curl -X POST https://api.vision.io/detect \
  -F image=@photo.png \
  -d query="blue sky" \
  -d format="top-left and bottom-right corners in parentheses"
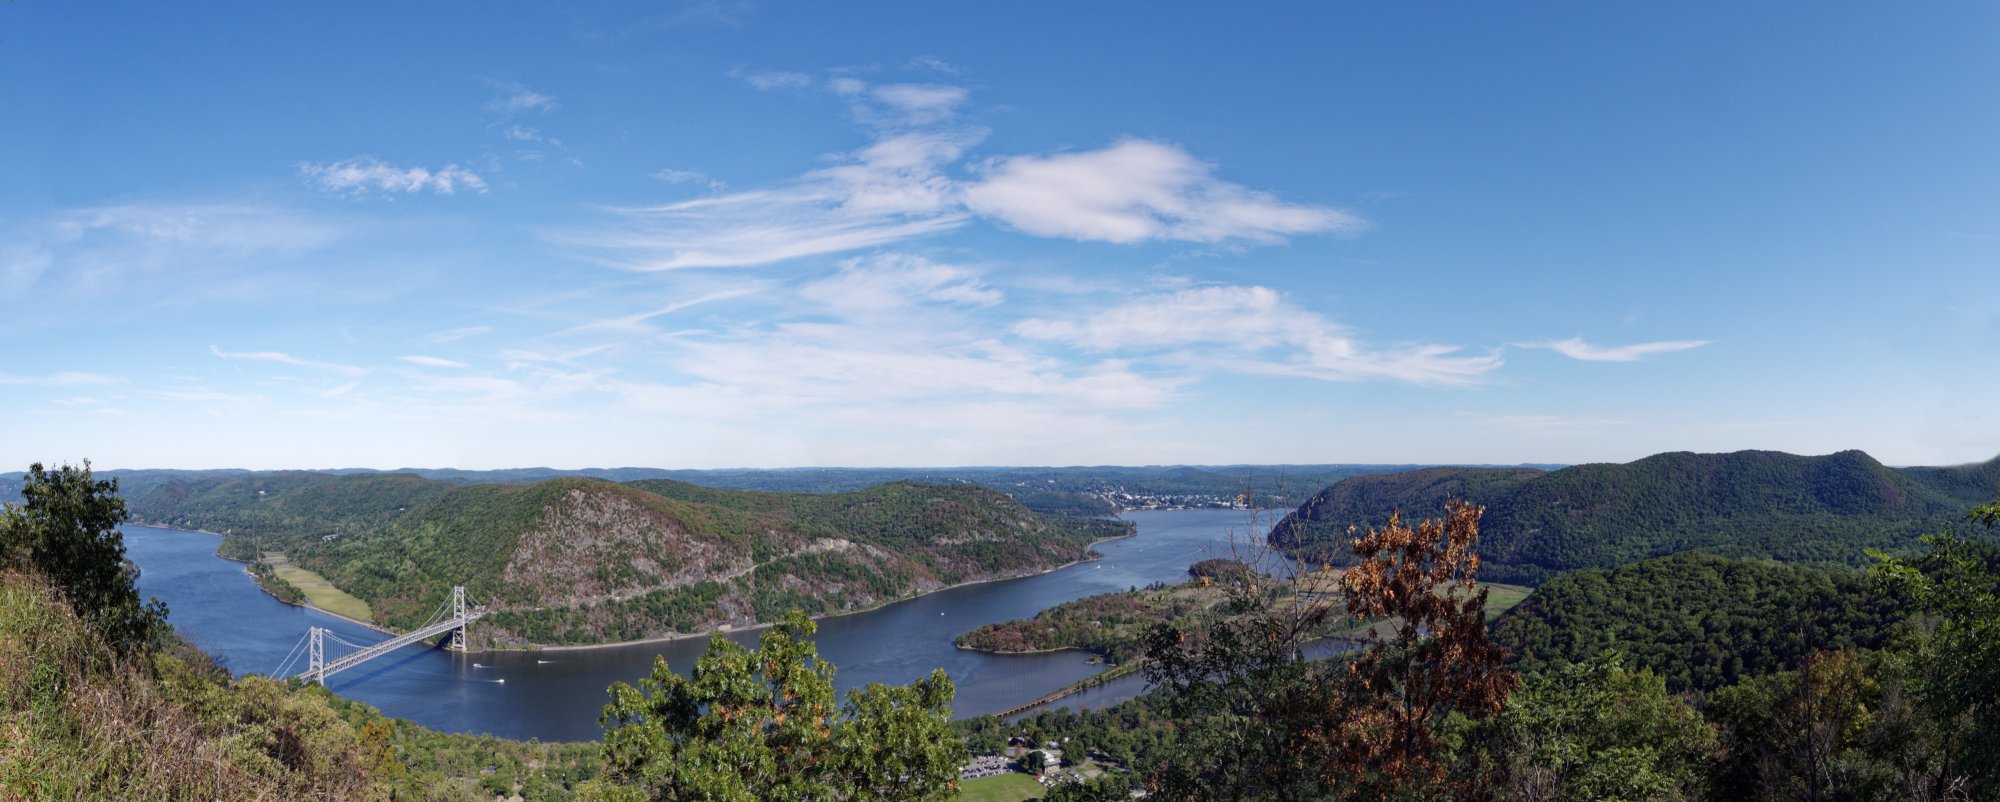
top-left (4, 2), bottom-right (1997, 470)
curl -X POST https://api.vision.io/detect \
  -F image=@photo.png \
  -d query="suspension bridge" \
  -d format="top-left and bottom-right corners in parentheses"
top-left (272, 586), bottom-right (484, 685)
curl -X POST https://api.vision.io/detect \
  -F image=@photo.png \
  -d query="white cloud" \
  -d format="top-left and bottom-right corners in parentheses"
top-left (427, 325), bottom-right (493, 343)
top-left (399, 355), bottom-right (469, 368)
top-left (149, 387), bottom-right (266, 404)
top-left (300, 157), bottom-right (488, 196)
top-left (799, 253), bottom-right (1000, 314)
top-left (0, 371), bottom-right (123, 386)
top-left (573, 128), bottom-right (978, 270)
top-left (563, 286), bottom-right (765, 334)
top-left (735, 69), bottom-right (813, 91)
top-left (660, 328), bottom-right (1181, 412)
top-left (652, 168), bottom-right (727, 192)
top-left (963, 138), bottom-right (1363, 244)
top-left (486, 83), bottom-right (558, 114)
top-left (210, 346), bottom-right (368, 376)
top-left (904, 56), bottom-right (961, 75)
top-left (0, 203), bottom-right (344, 301)
top-left (502, 124), bottom-right (559, 146)
top-left (564, 84), bottom-right (1357, 269)
top-left (1522, 337), bottom-right (1711, 362)
top-left (1017, 285), bottom-right (1500, 385)
top-left (869, 83), bottom-right (968, 126)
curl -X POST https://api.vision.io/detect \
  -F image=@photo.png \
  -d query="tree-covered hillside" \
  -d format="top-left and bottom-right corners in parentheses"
top-left (147, 474), bottom-right (1126, 646)
top-left (1270, 450), bottom-right (1999, 584)
top-left (1489, 553), bottom-right (1909, 692)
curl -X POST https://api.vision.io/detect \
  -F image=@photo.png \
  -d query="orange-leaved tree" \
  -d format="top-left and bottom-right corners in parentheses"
top-left (1326, 498), bottom-right (1517, 799)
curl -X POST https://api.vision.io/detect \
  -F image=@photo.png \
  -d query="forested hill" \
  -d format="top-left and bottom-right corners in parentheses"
top-left (113, 472), bottom-right (1125, 646)
top-left (1489, 553), bottom-right (1908, 692)
top-left (1269, 449), bottom-right (2000, 585)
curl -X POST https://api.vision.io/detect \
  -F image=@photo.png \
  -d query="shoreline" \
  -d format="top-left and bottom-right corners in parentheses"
top-left (141, 516), bottom-right (1160, 652)
top-left (528, 527), bottom-right (1142, 653)
top-left (132, 522), bottom-right (398, 637)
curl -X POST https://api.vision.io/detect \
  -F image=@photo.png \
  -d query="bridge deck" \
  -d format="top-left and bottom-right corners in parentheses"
top-left (314, 611), bottom-right (483, 681)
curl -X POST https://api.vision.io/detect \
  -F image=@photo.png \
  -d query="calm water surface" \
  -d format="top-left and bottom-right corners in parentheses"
top-left (125, 508), bottom-right (1270, 741)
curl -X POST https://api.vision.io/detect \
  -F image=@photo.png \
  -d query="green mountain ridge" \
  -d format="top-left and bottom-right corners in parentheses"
top-left (115, 472), bottom-right (1124, 646)
top-left (1270, 449), bottom-right (2000, 585)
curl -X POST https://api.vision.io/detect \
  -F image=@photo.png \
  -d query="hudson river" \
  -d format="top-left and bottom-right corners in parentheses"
top-left (127, 508), bottom-right (1266, 741)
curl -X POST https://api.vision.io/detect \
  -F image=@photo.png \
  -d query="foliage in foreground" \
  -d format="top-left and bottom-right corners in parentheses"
top-left (1142, 499), bottom-right (1518, 801)
top-left (594, 611), bottom-right (968, 801)
top-left (0, 461), bottom-right (166, 653)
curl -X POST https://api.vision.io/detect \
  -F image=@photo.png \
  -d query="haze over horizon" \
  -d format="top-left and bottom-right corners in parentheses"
top-left (6, 3), bottom-right (1998, 471)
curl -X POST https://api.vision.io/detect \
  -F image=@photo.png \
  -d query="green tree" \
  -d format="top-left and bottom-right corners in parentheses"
top-left (1705, 649), bottom-right (1958, 802)
top-left (1491, 653), bottom-right (1715, 802)
top-left (1873, 496), bottom-right (2000, 796)
top-left (1046, 774), bottom-right (1133, 802)
top-left (0, 461), bottom-right (165, 652)
top-left (597, 611), bottom-right (965, 801)
top-left (1022, 749), bottom-right (1047, 774)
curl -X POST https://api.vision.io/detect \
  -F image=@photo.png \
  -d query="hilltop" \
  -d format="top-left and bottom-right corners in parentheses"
top-left (1269, 449), bottom-right (2000, 584)
top-left (112, 472), bottom-right (1125, 646)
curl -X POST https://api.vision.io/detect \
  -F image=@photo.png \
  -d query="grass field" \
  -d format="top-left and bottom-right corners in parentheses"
top-left (1481, 583), bottom-right (1533, 618)
top-left (956, 772), bottom-right (1045, 802)
top-left (262, 553), bottom-right (373, 622)
top-left (1334, 580), bottom-right (1534, 641)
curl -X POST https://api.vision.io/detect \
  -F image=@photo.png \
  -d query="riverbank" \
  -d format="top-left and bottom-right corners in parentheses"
top-left (134, 523), bottom-right (398, 636)
top-left (530, 528), bottom-right (1142, 653)
top-left (142, 518), bottom-right (1148, 655)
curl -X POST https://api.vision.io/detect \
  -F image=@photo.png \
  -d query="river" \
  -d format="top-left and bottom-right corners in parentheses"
top-left (124, 507), bottom-right (1273, 742)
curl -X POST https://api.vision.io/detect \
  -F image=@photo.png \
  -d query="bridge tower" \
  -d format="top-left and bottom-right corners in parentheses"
top-left (449, 586), bottom-right (467, 652)
top-left (307, 626), bottom-right (325, 685)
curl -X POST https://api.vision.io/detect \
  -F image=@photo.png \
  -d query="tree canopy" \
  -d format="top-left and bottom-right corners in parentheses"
top-left (596, 611), bottom-right (966, 801)
top-left (0, 461), bottom-right (164, 653)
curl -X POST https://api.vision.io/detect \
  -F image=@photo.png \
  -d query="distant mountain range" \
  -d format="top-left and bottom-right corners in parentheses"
top-left (1268, 449), bottom-right (2000, 585)
top-left (1, 463), bottom-right (1560, 516)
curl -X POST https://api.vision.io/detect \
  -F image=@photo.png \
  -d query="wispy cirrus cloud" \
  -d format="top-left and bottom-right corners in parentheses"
top-left (210, 345), bottom-right (368, 376)
top-left (0, 371), bottom-right (124, 386)
top-left (1017, 285), bottom-right (1500, 385)
top-left (427, 326), bottom-right (493, 343)
top-left (561, 79), bottom-right (1356, 271)
top-left (485, 81), bottom-right (558, 114)
top-left (799, 253), bottom-right (999, 314)
top-left (1521, 336), bottom-right (1711, 362)
top-left (0, 202), bottom-right (343, 302)
top-left (300, 157), bottom-right (487, 196)
top-left (652, 168), bottom-right (727, 192)
top-left (573, 129), bottom-right (978, 270)
top-left (733, 68), bottom-right (813, 91)
top-left (398, 355), bottom-right (469, 369)
top-left (562, 285), bottom-right (767, 335)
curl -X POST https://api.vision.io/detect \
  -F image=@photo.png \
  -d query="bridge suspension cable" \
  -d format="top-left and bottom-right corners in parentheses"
top-left (294, 585), bottom-right (482, 686)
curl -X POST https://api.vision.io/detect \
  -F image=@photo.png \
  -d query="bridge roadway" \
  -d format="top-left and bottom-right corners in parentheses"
top-left (310, 610), bottom-right (483, 683)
